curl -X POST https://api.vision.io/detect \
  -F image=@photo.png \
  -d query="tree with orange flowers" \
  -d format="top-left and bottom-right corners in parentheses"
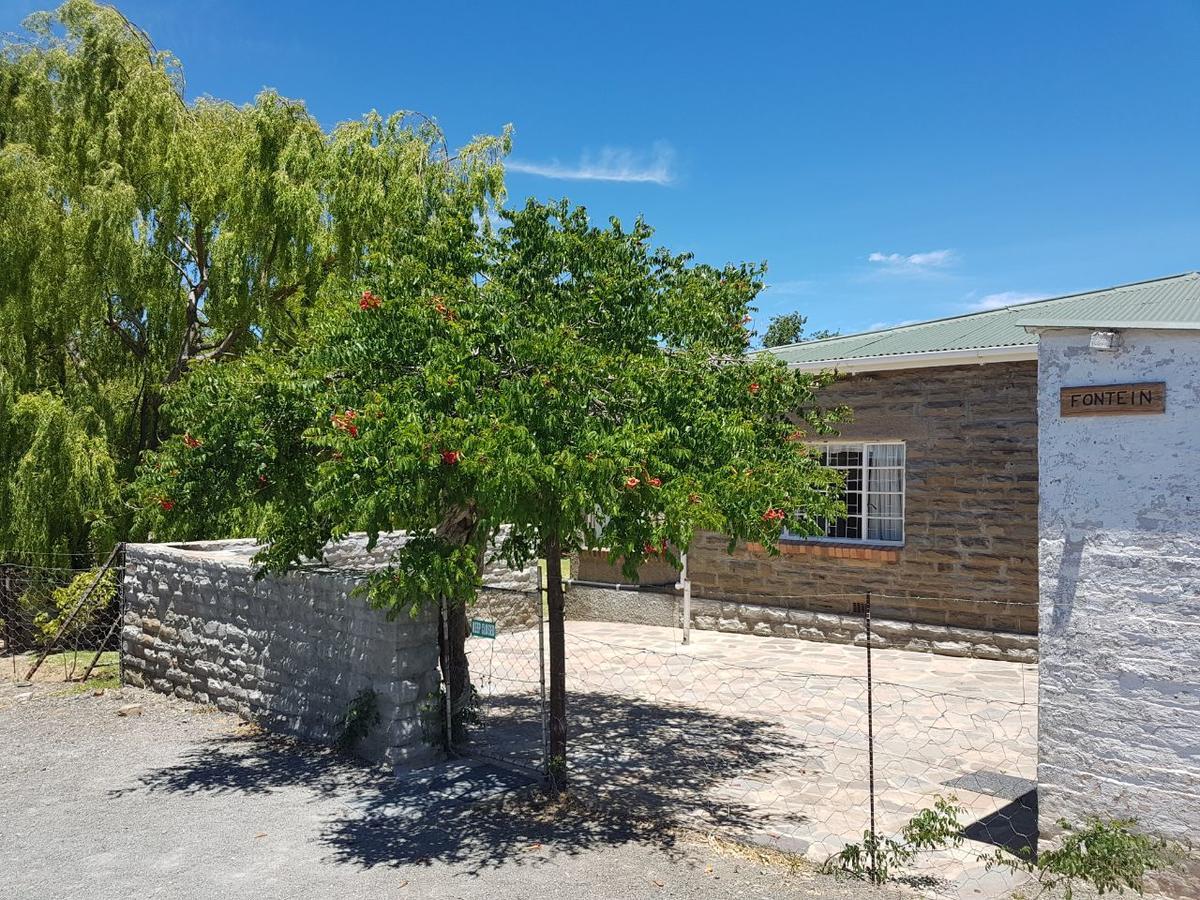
top-left (138, 199), bottom-right (844, 788)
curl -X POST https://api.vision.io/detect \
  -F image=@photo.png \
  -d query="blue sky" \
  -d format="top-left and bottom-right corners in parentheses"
top-left (7, 0), bottom-right (1200, 337)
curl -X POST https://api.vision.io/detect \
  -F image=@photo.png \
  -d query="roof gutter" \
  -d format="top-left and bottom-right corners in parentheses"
top-left (783, 344), bottom-right (1037, 374)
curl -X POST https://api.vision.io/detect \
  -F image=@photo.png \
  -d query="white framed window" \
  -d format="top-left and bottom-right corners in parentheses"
top-left (793, 442), bottom-right (905, 546)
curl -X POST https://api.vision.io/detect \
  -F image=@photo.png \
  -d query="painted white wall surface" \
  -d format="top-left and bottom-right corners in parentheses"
top-left (1038, 328), bottom-right (1200, 841)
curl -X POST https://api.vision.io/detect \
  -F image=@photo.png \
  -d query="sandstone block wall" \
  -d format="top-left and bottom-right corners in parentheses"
top-left (122, 534), bottom-right (539, 768)
top-left (565, 583), bottom-right (1036, 663)
top-left (687, 361), bottom-right (1040, 634)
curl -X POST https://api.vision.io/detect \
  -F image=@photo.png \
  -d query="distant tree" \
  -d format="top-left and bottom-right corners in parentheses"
top-left (761, 312), bottom-right (839, 348)
top-left (137, 200), bottom-right (846, 787)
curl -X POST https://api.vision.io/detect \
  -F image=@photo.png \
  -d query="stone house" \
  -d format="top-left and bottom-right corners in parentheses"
top-left (573, 273), bottom-right (1200, 664)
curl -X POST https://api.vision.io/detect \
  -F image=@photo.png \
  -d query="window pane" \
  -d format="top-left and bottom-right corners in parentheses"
top-left (822, 446), bottom-right (862, 539)
top-left (866, 443), bottom-right (904, 542)
top-left (795, 442), bottom-right (903, 545)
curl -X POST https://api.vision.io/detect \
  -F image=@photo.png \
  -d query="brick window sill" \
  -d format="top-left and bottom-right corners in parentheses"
top-left (748, 541), bottom-right (902, 563)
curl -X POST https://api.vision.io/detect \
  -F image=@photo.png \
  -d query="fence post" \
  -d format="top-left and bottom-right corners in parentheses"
top-left (117, 543), bottom-right (126, 685)
top-left (538, 584), bottom-right (549, 778)
top-left (2, 565), bottom-right (13, 679)
top-left (865, 590), bottom-right (878, 882)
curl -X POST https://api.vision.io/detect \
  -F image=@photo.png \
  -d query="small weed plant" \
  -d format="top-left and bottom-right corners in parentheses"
top-left (986, 817), bottom-right (1166, 900)
top-left (828, 795), bottom-right (965, 884)
top-left (336, 688), bottom-right (381, 752)
top-left (829, 797), bottom-right (1166, 897)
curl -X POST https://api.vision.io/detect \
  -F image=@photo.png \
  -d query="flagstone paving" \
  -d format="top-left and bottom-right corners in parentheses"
top-left (467, 619), bottom-right (1039, 896)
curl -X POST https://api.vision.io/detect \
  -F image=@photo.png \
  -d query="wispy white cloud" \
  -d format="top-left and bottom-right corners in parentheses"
top-left (965, 290), bottom-right (1048, 312)
top-left (507, 142), bottom-right (675, 185)
top-left (867, 249), bottom-right (957, 271)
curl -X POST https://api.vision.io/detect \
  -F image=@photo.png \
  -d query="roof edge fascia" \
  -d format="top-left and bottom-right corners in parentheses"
top-left (784, 344), bottom-right (1038, 374)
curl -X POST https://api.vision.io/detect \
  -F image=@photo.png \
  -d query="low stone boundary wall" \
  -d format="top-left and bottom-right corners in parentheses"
top-left (568, 587), bottom-right (1037, 663)
top-left (122, 534), bottom-right (539, 768)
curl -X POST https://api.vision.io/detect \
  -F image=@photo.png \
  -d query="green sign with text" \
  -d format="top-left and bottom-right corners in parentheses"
top-left (470, 618), bottom-right (497, 639)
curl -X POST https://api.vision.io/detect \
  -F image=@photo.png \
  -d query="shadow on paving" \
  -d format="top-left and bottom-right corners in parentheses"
top-left (116, 690), bottom-right (811, 871)
top-left (962, 790), bottom-right (1038, 860)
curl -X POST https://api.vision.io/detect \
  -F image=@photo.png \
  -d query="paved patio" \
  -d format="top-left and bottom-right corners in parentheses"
top-left (466, 619), bottom-right (1039, 896)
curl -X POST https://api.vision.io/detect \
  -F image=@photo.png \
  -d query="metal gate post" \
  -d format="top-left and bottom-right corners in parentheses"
top-left (117, 543), bottom-right (126, 685)
top-left (865, 590), bottom-right (878, 881)
top-left (2, 565), bottom-right (14, 679)
top-left (538, 578), bottom-right (549, 777)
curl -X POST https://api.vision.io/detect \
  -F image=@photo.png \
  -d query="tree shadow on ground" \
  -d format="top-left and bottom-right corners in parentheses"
top-left (119, 689), bottom-right (812, 872)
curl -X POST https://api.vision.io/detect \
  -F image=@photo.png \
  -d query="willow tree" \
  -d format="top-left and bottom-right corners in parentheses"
top-left (138, 198), bottom-right (844, 786)
top-left (0, 0), bottom-right (508, 560)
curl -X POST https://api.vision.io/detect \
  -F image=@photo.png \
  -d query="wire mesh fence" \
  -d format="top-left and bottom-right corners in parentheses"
top-left (0, 546), bottom-right (125, 687)
top-left (455, 584), bottom-right (547, 774)
top-left (447, 579), bottom-right (1040, 898)
top-left (3, 541), bottom-right (1043, 895)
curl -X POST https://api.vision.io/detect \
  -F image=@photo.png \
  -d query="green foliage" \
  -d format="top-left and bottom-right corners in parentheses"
top-left (32, 565), bottom-right (117, 646)
top-left (336, 687), bottom-right (381, 752)
top-left (418, 685), bottom-right (482, 749)
top-left (834, 800), bottom-right (1165, 898)
top-left (988, 818), bottom-right (1166, 899)
top-left (828, 795), bottom-right (965, 884)
top-left (761, 312), bottom-right (838, 348)
top-left (0, 388), bottom-right (118, 562)
top-left (0, 1), bottom-right (510, 562)
top-left (137, 198), bottom-right (845, 615)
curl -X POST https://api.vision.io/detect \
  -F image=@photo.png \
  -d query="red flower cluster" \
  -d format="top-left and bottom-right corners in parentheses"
top-left (258, 474), bottom-right (269, 486)
top-left (431, 295), bottom-right (457, 321)
top-left (159, 498), bottom-right (175, 512)
top-left (762, 508), bottom-right (786, 522)
top-left (647, 476), bottom-right (662, 488)
top-left (331, 409), bottom-right (359, 438)
top-left (748, 382), bottom-right (760, 395)
top-left (785, 429), bottom-right (806, 443)
top-left (359, 290), bottom-right (382, 311)
top-left (441, 449), bottom-right (461, 466)
top-left (624, 476), bottom-right (640, 489)
top-left (182, 433), bottom-right (202, 449)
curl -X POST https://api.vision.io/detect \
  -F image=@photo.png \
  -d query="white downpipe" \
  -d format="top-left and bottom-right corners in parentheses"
top-left (678, 552), bottom-right (692, 645)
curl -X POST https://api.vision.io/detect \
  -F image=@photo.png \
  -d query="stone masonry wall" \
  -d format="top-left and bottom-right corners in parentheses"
top-left (1037, 329), bottom-right (1200, 862)
top-left (122, 533), bottom-right (539, 769)
top-left (688, 361), bottom-right (1040, 635)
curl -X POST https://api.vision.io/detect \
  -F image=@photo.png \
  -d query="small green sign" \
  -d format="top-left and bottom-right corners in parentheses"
top-left (470, 618), bottom-right (497, 639)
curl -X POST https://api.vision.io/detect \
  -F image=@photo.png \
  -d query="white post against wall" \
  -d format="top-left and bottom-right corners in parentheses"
top-left (679, 552), bottom-right (692, 644)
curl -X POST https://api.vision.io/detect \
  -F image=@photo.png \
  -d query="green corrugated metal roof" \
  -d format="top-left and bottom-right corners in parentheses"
top-left (760, 272), bottom-right (1200, 367)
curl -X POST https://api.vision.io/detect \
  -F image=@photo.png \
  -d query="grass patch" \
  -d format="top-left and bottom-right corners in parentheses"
top-left (7, 649), bottom-right (119, 684)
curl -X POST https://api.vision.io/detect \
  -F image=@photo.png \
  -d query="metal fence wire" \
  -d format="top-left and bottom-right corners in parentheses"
top-left (451, 584), bottom-right (548, 775)
top-left (449, 580), bottom-right (1039, 899)
top-left (0, 545), bottom-right (126, 687)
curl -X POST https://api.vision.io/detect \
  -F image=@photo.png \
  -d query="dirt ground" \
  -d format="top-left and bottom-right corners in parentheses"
top-left (0, 676), bottom-right (907, 900)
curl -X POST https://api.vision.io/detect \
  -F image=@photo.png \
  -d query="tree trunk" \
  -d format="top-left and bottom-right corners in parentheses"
top-left (435, 505), bottom-right (478, 750)
top-left (442, 595), bottom-right (471, 746)
top-left (543, 533), bottom-right (567, 792)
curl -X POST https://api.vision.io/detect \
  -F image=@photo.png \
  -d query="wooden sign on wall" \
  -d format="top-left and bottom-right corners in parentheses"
top-left (1060, 382), bottom-right (1166, 417)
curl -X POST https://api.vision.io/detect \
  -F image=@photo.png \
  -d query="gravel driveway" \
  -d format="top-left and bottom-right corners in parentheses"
top-left (0, 678), bottom-right (903, 900)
